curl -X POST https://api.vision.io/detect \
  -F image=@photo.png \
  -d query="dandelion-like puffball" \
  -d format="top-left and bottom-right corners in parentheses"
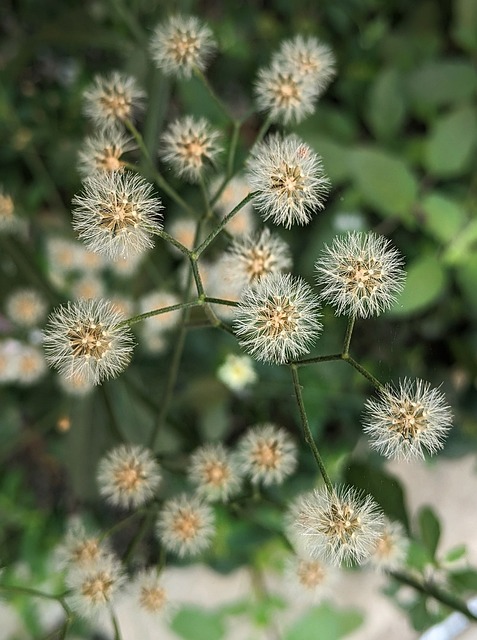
top-left (160, 116), bottom-right (222, 183)
top-left (362, 378), bottom-right (453, 461)
top-left (286, 554), bottom-right (336, 603)
top-left (126, 568), bottom-right (174, 619)
top-left (43, 298), bottom-right (134, 386)
top-left (15, 344), bottom-right (47, 386)
top-left (237, 423), bottom-right (297, 485)
top-left (97, 444), bottom-right (162, 509)
top-left (156, 493), bottom-right (215, 558)
top-left (315, 232), bottom-right (405, 318)
top-left (234, 272), bottom-right (322, 365)
top-left (217, 353), bottom-right (257, 393)
top-left (6, 289), bottom-right (47, 328)
top-left (150, 14), bottom-right (216, 79)
top-left (293, 486), bottom-right (384, 566)
top-left (72, 171), bottom-right (163, 260)
top-left (246, 134), bottom-right (329, 228)
top-left (368, 518), bottom-right (409, 572)
top-left (56, 522), bottom-right (109, 571)
top-left (77, 128), bottom-right (136, 177)
top-left (83, 72), bottom-right (145, 127)
top-left (188, 443), bottom-right (242, 502)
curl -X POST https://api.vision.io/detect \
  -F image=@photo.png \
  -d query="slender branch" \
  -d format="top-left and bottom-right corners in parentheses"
top-left (289, 364), bottom-right (332, 492)
top-left (100, 508), bottom-right (146, 541)
top-left (194, 192), bottom-right (257, 256)
top-left (110, 608), bottom-right (123, 640)
top-left (294, 353), bottom-right (343, 366)
top-left (123, 509), bottom-right (156, 563)
top-left (343, 355), bottom-right (384, 391)
top-left (203, 296), bottom-right (238, 307)
top-left (342, 314), bottom-right (356, 357)
top-left (117, 299), bottom-right (200, 328)
top-left (193, 67), bottom-right (231, 120)
top-left (0, 584), bottom-right (65, 602)
top-left (155, 229), bottom-right (192, 257)
top-left (390, 569), bottom-right (477, 622)
top-left (189, 257), bottom-right (205, 298)
top-left (253, 115), bottom-right (273, 147)
top-left (209, 119), bottom-right (242, 207)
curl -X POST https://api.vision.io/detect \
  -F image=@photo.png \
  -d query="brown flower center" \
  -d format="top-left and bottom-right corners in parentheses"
top-left (173, 509), bottom-right (200, 541)
top-left (257, 296), bottom-right (299, 339)
top-left (99, 196), bottom-right (139, 237)
top-left (389, 399), bottom-right (428, 440)
top-left (340, 255), bottom-right (384, 299)
top-left (204, 461), bottom-right (229, 487)
top-left (322, 501), bottom-right (361, 545)
top-left (252, 439), bottom-right (282, 470)
top-left (100, 91), bottom-right (131, 121)
top-left (297, 559), bottom-right (326, 589)
top-left (67, 322), bottom-right (110, 360)
top-left (270, 163), bottom-right (306, 200)
top-left (81, 571), bottom-right (114, 603)
top-left (140, 584), bottom-right (166, 613)
top-left (113, 460), bottom-right (145, 493)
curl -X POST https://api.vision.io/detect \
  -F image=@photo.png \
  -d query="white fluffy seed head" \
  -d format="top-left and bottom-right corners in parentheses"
top-left (126, 568), bottom-right (174, 619)
top-left (160, 116), bottom-right (222, 183)
top-left (15, 344), bottom-right (47, 385)
top-left (315, 231), bottom-right (405, 318)
top-left (77, 128), bottom-right (136, 177)
top-left (292, 485), bottom-right (384, 567)
top-left (362, 378), bottom-right (453, 461)
top-left (246, 134), bottom-right (330, 228)
top-left (237, 423), bottom-right (298, 485)
top-left (217, 353), bottom-right (257, 393)
top-left (56, 521), bottom-right (109, 572)
top-left (368, 518), bottom-right (409, 572)
top-left (188, 443), bottom-right (242, 502)
top-left (43, 298), bottom-right (135, 386)
top-left (150, 14), bottom-right (216, 78)
top-left (285, 553), bottom-right (336, 603)
top-left (234, 272), bottom-right (322, 365)
top-left (156, 493), bottom-right (215, 558)
top-left (5, 289), bottom-right (47, 328)
top-left (272, 35), bottom-right (336, 93)
top-left (72, 171), bottom-right (163, 260)
top-left (0, 187), bottom-right (20, 234)
top-left (97, 444), bottom-right (162, 509)
top-left (83, 72), bottom-right (145, 127)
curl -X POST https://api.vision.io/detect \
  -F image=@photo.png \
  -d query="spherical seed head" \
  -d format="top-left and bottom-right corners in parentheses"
top-left (66, 555), bottom-right (125, 619)
top-left (362, 378), bottom-right (453, 461)
top-left (222, 227), bottom-right (292, 290)
top-left (315, 231), bottom-right (405, 318)
top-left (15, 345), bottom-right (47, 385)
top-left (272, 35), bottom-right (336, 93)
top-left (77, 128), bottom-right (136, 177)
top-left (238, 423), bottom-right (298, 485)
top-left (43, 298), bottom-right (134, 386)
top-left (286, 554), bottom-right (336, 603)
top-left (255, 61), bottom-right (319, 125)
top-left (160, 116), bottom-right (222, 183)
top-left (56, 522), bottom-right (109, 571)
top-left (156, 493), bottom-right (215, 558)
top-left (72, 171), bottom-right (163, 260)
top-left (234, 272), bottom-right (322, 365)
top-left (0, 187), bottom-right (21, 234)
top-left (368, 518), bottom-right (408, 572)
top-left (293, 485), bottom-right (384, 567)
top-left (6, 289), bottom-right (47, 328)
top-left (97, 444), bottom-right (161, 509)
top-left (150, 14), bottom-right (216, 78)
top-left (246, 134), bottom-right (329, 228)
top-left (127, 568), bottom-right (173, 619)
top-left (188, 443), bottom-right (242, 502)
top-left (217, 353), bottom-right (257, 393)
top-left (83, 72), bottom-right (145, 127)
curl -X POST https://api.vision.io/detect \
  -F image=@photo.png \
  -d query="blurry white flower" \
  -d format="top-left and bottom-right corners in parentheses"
top-left (83, 71), bottom-right (145, 127)
top-left (188, 443), bottom-right (242, 502)
top-left (237, 423), bottom-right (297, 485)
top-left (217, 353), bottom-right (257, 393)
top-left (5, 289), bottom-right (47, 328)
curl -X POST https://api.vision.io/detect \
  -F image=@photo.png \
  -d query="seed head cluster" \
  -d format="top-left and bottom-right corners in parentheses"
top-left (83, 71), bottom-right (145, 127)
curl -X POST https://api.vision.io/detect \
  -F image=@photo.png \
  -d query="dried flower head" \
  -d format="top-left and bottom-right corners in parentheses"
top-left (217, 353), bottom-right (257, 393)
top-left (273, 35), bottom-right (336, 93)
top-left (83, 72), bottom-right (145, 127)
top-left (160, 116), bottom-right (222, 183)
top-left (97, 444), bottom-right (161, 509)
top-left (315, 232), bottom-right (405, 318)
top-left (0, 187), bottom-right (20, 233)
top-left (255, 62), bottom-right (318, 125)
top-left (293, 486), bottom-right (384, 566)
top-left (0, 339), bottom-right (21, 383)
top-left (46, 238), bottom-right (79, 278)
top-left (286, 554), bottom-right (336, 603)
top-left (56, 522), bottom-right (109, 571)
top-left (188, 444), bottom-right (242, 502)
top-left (15, 344), bottom-right (47, 385)
top-left (66, 555), bottom-right (125, 619)
top-left (362, 378), bottom-right (452, 461)
top-left (156, 493), bottom-right (215, 558)
top-left (43, 298), bottom-right (134, 385)
top-left (368, 518), bottom-right (408, 572)
top-left (150, 14), bottom-right (216, 78)
top-left (72, 171), bottom-right (163, 260)
top-left (211, 175), bottom-right (255, 237)
top-left (234, 272), bottom-right (322, 364)
top-left (78, 128), bottom-right (135, 177)
top-left (221, 228), bottom-right (292, 290)
top-left (246, 134), bottom-right (329, 228)
top-left (127, 568), bottom-right (173, 619)
top-left (237, 423), bottom-right (297, 485)
top-left (5, 289), bottom-right (47, 328)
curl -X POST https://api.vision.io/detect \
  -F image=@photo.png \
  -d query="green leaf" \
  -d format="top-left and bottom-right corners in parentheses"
top-left (388, 254), bottom-right (446, 317)
top-left (407, 595), bottom-right (435, 632)
top-left (444, 220), bottom-right (477, 265)
top-left (452, 0), bottom-right (477, 51)
top-left (425, 106), bottom-right (477, 177)
top-left (366, 68), bottom-right (406, 140)
top-left (449, 569), bottom-right (477, 591)
top-left (407, 60), bottom-right (477, 112)
top-left (444, 544), bottom-right (467, 563)
top-left (418, 506), bottom-right (441, 559)
top-left (285, 604), bottom-right (363, 640)
top-left (349, 147), bottom-right (418, 221)
top-left (455, 254), bottom-right (477, 309)
top-left (171, 606), bottom-right (225, 640)
top-left (420, 193), bottom-right (466, 243)
top-left (309, 135), bottom-right (349, 184)
top-left (344, 461), bottom-right (409, 531)
top-left (407, 540), bottom-right (433, 572)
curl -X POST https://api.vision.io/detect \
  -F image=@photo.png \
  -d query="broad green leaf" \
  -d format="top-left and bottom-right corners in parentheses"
top-left (407, 60), bottom-right (477, 111)
top-left (418, 505), bottom-right (441, 559)
top-left (388, 254), bottom-right (446, 316)
top-left (455, 254), bottom-right (477, 309)
top-left (425, 106), bottom-right (477, 177)
top-left (171, 606), bottom-right (225, 640)
top-left (444, 544), bottom-right (467, 563)
top-left (344, 461), bottom-right (410, 531)
top-left (407, 540), bottom-right (433, 572)
top-left (407, 595), bottom-right (436, 632)
top-left (449, 569), bottom-right (477, 591)
top-left (420, 193), bottom-right (466, 243)
top-left (349, 147), bottom-right (417, 221)
top-left (444, 219), bottom-right (477, 265)
top-left (452, 0), bottom-right (477, 51)
top-left (285, 604), bottom-right (363, 640)
top-left (309, 135), bottom-right (349, 184)
top-left (366, 68), bottom-right (406, 140)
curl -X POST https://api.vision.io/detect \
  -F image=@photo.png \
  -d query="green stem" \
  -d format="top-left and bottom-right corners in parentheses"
top-left (111, 608), bottom-right (123, 640)
top-left (203, 296), bottom-right (238, 307)
top-left (390, 570), bottom-right (477, 622)
top-left (100, 508), bottom-right (146, 541)
top-left (253, 115), bottom-right (273, 147)
top-left (199, 175), bottom-right (213, 220)
top-left (343, 355), bottom-right (384, 391)
top-left (123, 509), bottom-right (156, 563)
top-left (210, 119), bottom-right (242, 207)
top-left (118, 299), bottom-right (200, 328)
top-left (143, 71), bottom-right (170, 158)
top-left (342, 315), bottom-right (356, 357)
top-left (189, 257), bottom-right (205, 298)
top-left (155, 228), bottom-right (191, 257)
top-left (294, 353), bottom-right (343, 366)
top-left (289, 364), bottom-right (332, 492)
top-left (109, 0), bottom-right (144, 43)
top-left (194, 192), bottom-right (257, 256)
top-left (193, 67), bottom-right (231, 121)
top-left (0, 584), bottom-right (65, 602)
